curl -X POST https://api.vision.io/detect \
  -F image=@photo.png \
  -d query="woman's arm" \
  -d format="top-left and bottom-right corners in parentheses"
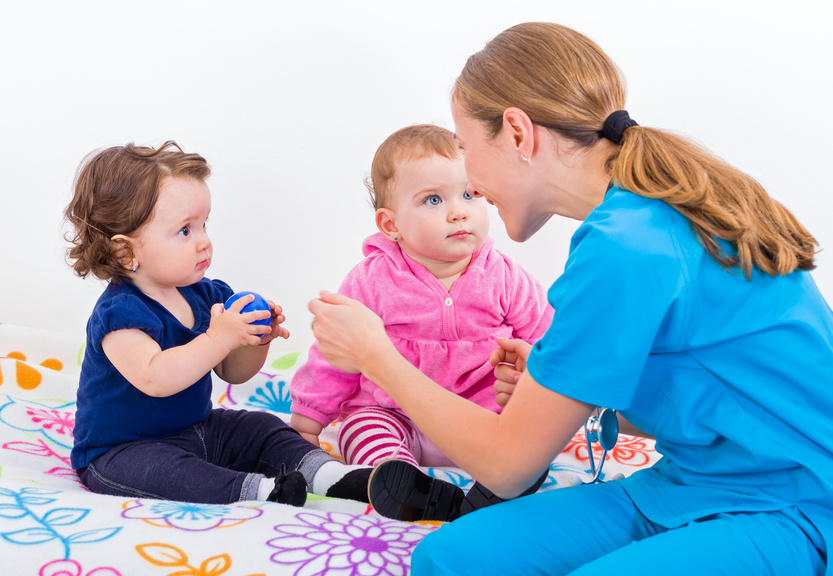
top-left (311, 291), bottom-right (594, 497)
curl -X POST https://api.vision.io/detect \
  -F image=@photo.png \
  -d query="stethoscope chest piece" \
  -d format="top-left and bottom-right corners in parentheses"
top-left (584, 407), bottom-right (619, 483)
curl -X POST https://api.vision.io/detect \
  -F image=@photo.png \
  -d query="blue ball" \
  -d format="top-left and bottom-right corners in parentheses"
top-left (224, 291), bottom-right (271, 335)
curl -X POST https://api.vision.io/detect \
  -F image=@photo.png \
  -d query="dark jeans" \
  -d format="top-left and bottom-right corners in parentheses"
top-left (77, 408), bottom-right (317, 504)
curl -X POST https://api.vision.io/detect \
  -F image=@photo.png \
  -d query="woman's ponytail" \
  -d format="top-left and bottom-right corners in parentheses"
top-left (612, 127), bottom-right (817, 278)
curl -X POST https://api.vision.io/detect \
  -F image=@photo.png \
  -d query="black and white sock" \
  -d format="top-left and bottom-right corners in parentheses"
top-left (297, 449), bottom-right (371, 502)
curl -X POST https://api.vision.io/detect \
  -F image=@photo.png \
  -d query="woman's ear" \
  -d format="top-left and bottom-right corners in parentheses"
top-left (110, 234), bottom-right (136, 272)
top-left (375, 208), bottom-right (400, 241)
top-left (503, 107), bottom-right (536, 160)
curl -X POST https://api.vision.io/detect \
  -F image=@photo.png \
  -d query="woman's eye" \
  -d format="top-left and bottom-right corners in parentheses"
top-left (178, 226), bottom-right (190, 237)
top-left (463, 191), bottom-right (474, 200)
top-left (424, 195), bottom-right (442, 206)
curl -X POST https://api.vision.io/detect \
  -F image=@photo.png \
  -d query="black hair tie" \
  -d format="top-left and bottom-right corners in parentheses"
top-left (602, 110), bottom-right (638, 145)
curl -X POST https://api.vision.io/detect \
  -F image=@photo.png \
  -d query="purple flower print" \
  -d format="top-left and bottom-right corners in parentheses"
top-left (268, 511), bottom-right (435, 576)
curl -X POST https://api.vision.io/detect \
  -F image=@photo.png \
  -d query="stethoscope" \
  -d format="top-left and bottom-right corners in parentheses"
top-left (583, 408), bottom-right (619, 483)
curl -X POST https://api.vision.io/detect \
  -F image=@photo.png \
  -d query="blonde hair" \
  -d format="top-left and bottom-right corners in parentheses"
top-left (65, 141), bottom-right (210, 282)
top-left (453, 22), bottom-right (816, 278)
top-left (366, 124), bottom-right (459, 210)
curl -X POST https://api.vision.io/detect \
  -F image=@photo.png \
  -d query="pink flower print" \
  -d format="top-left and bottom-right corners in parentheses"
top-left (27, 407), bottom-right (75, 437)
top-left (0, 397), bottom-right (75, 449)
top-left (39, 558), bottom-right (122, 576)
top-left (2, 438), bottom-right (80, 486)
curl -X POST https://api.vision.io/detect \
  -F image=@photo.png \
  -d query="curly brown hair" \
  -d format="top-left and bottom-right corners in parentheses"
top-left (64, 141), bottom-right (210, 282)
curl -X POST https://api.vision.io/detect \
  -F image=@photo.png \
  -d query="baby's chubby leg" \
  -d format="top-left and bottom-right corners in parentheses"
top-left (338, 406), bottom-right (420, 466)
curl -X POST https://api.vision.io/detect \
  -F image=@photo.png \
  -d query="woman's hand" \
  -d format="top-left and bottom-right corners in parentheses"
top-left (489, 337), bottom-right (533, 408)
top-left (309, 291), bottom-right (393, 374)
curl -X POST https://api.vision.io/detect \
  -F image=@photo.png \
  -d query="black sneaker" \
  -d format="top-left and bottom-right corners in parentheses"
top-left (368, 460), bottom-right (464, 522)
top-left (267, 465), bottom-right (308, 507)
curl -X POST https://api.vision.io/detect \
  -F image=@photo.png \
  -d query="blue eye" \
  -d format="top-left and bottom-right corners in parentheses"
top-left (463, 191), bottom-right (474, 200)
top-left (424, 195), bottom-right (442, 206)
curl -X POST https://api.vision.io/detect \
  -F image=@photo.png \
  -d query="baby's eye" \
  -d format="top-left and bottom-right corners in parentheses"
top-left (424, 195), bottom-right (442, 206)
top-left (178, 226), bottom-right (190, 237)
top-left (463, 191), bottom-right (474, 200)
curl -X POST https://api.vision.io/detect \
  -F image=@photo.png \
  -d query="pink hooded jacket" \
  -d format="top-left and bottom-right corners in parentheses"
top-left (290, 233), bottom-right (554, 426)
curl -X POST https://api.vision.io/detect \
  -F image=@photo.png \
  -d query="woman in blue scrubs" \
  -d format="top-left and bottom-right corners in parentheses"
top-left (309, 22), bottom-right (833, 574)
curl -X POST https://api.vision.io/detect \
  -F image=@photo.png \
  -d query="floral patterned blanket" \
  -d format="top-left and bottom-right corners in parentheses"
top-left (0, 322), bottom-right (659, 576)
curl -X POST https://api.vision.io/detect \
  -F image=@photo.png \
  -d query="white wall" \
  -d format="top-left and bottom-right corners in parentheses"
top-left (1, 0), bottom-right (831, 344)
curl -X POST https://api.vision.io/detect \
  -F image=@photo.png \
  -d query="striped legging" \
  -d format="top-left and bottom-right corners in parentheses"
top-left (338, 407), bottom-right (454, 467)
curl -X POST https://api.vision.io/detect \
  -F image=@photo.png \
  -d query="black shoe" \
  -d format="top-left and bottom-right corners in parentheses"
top-left (368, 460), bottom-right (464, 522)
top-left (326, 467), bottom-right (371, 503)
top-left (267, 465), bottom-right (308, 507)
top-left (457, 468), bottom-right (548, 517)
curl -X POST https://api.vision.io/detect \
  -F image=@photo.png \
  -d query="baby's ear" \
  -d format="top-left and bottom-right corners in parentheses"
top-left (109, 234), bottom-right (135, 272)
top-left (375, 208), bottom-right (399, 241)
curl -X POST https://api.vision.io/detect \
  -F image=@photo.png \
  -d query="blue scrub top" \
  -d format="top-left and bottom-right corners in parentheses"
top-left (527, 187), bottom-right (833, 561)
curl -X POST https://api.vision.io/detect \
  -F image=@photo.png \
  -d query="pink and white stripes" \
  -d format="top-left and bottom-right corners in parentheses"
top-left (338, 407), bottom-right (419, 467)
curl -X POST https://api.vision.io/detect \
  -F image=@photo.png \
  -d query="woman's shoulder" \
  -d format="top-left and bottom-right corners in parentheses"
top-left (591, 187), bottom-right (681, 228)
top-left (577, 187), bottom-right (696, 256)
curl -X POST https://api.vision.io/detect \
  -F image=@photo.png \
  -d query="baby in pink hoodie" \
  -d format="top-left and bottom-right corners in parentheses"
top-left (291, 124), bottom-right (553, 471)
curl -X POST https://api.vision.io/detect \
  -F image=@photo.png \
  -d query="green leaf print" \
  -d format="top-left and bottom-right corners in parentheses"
top-left (271, 352), bottom-right (301, 370)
